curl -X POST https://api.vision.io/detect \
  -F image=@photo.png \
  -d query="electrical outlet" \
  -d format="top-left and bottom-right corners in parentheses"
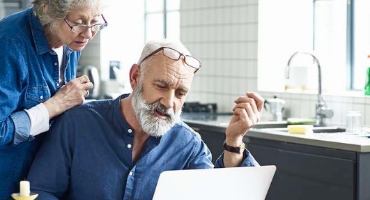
top-left (109, 60), bottom-right (120, 79)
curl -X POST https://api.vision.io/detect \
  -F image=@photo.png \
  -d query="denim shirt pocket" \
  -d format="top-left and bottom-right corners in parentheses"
top-left (25, 85), bottom-right (51, 107)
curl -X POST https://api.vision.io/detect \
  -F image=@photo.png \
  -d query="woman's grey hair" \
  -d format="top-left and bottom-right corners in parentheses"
top-left (31, 0), bottom-right (102, 32)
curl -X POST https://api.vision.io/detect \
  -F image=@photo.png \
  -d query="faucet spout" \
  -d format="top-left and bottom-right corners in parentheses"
top-left (286, 51), bottom-right (333, 126)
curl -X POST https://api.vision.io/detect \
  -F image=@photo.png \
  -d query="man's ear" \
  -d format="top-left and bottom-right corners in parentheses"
top-left (129, 64), bottom-right (140, 89)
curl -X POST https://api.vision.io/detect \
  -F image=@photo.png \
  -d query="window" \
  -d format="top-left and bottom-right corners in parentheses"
top-left (352, 0), bottom-right (370, 90)
top-left (258, 0), bottom-right (370, 93)
top-left (144, 0), bottom-right (180, 42)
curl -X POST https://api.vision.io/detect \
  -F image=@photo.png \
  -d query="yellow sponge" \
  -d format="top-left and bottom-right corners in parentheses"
top-left (288, 125), bottom-right (313, 134)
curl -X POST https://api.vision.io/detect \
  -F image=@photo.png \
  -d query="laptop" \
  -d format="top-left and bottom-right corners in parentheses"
top-left (153, 165), bottom-right (276, 200)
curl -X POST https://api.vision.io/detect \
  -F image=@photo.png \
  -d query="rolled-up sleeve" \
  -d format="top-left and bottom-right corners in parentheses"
top-left (10, 111), bottom-right (33, 145)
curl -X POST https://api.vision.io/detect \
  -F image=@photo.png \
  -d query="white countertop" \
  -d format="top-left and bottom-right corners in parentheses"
top-left (247, 128), bottom-right (370, 152)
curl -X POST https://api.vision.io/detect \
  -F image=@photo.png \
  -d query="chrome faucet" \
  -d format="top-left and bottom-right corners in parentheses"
top-left (285, 52), bottom-right (334, 126)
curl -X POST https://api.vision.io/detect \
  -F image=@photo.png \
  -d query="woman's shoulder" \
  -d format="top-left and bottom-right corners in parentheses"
top-left (0, 8), bottom-right (31, 39)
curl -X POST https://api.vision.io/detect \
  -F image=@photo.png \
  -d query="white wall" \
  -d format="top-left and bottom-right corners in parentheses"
top-left (100, 1), bottom-right (145, 81)
top-left (79, 0), bottom-right (145, 95)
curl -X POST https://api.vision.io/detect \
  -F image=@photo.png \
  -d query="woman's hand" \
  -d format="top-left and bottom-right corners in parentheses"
top-left (43, 75), bottom-right (94, 118)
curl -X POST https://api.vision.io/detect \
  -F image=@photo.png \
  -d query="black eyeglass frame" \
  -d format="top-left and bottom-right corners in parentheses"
top-left (139, 47), bottom-right (202, 73)
top-left (64, 14), bottom-right (108, 33)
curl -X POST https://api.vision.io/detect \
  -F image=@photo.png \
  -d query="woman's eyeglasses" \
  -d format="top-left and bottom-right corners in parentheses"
top-left (139, 47), bottom-right (201, 73)
top-left (64, 14), bottom-right (108, 34)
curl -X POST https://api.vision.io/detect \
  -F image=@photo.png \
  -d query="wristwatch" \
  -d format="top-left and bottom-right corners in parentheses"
top-left (223, 140), bottom-right (246, 154)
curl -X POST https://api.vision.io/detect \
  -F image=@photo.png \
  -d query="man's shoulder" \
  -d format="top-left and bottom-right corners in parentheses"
top-left (54, 99), bottom-right (116, 126)
top-left (170, 121), bottom-right (202, 141)
top-left (67, 99), bottom-right (115, 113)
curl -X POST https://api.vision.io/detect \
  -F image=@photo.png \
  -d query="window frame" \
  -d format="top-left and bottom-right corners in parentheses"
top-left (144, 0), bottom-right (180, 43)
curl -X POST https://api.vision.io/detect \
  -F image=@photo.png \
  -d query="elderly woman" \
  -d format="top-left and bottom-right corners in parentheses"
top-left (0, 0), bottom-right (107, 197)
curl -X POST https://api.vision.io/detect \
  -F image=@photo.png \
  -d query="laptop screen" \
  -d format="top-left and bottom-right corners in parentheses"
top-left (153, 165), bottom-right (276, 200)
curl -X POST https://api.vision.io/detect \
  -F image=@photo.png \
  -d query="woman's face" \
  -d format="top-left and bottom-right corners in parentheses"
top-left (53, 5), bottom-right (104, 50)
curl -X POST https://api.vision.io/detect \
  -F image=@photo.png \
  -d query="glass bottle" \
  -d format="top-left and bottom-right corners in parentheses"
top-left (364, 55), bottom-right (370, 95)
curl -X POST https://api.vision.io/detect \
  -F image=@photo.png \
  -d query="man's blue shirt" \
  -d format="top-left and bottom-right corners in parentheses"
top-left (28, 94), bottom-right (259, 200)
top-left (0, 8), bottom-right (80, 199)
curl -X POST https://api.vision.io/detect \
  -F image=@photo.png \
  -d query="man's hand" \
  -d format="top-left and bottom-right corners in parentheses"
top-left (225, 92), bottom-right (264, 144)
top-left (223, 92), bottom-right (264, 167)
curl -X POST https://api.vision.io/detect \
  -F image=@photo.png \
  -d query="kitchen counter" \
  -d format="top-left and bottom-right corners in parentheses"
top-left (182, 113), bottom-right (370, 200)
top-left (181, 113), bottom-right (370, 152)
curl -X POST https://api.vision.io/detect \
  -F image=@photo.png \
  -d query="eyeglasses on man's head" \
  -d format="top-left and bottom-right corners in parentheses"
top-left (64, 14), bottom-right (108, 34)
top-left (139, 47), bottom-right (201, 73)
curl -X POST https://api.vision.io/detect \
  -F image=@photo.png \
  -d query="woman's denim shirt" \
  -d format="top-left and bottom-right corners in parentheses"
top-left (0, 8), bottom-right (80, 198)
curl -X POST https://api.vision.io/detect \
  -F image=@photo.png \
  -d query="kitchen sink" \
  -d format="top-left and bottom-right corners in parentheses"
top-left (252, 121), bottom-right (289, 129)
top-left (311, 127), bottom-right (346, 133)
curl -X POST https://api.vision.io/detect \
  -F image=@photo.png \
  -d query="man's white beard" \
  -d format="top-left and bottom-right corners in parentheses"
top-left (131, 85), bottom-right (182, 137)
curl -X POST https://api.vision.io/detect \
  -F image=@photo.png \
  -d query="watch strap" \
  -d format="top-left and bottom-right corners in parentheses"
top-left (223, 140), bottom-right (245, 154)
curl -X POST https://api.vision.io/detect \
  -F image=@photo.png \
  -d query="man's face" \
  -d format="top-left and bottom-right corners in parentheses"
top-left (131, 51), bottom-right (196, 137)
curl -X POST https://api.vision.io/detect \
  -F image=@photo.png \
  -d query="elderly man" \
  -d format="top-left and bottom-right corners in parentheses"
top-left (27, 39), bottom-right (264, 199)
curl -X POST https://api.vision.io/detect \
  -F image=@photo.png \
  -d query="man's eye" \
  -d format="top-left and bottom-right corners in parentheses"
top-left (176, 91), bottom-right (187, 98)
top-left (156, 84), bottom-right (166, 89)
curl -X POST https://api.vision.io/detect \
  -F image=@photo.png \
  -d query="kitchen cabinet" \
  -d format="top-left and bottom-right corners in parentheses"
top-left (194, 128), bottom-right (225, 163)
top-left (244, 128), bottom-right (370, 200)
top-left (245, 137), bottom-right (359, 200)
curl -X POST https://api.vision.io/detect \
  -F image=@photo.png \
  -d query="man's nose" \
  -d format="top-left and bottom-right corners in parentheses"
top-left (160, 92), bottom-right (175, 109)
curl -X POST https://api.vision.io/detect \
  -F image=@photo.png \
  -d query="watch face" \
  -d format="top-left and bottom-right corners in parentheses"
top-left (239, 143), bottom-right (246, 153)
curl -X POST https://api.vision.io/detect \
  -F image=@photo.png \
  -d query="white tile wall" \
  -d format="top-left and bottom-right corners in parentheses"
top-left (181, 0), bottom-right (370, 127)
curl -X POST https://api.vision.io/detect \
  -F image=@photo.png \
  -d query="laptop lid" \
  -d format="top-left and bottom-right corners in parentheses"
top-left (153, 165), bottom-right (276, 200)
